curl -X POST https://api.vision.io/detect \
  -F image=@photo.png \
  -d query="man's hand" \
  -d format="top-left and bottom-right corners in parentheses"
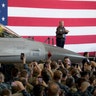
top-left (12, 81), bottom-right (25, 91)
top-left (65, 29), bottom-right (69, 33)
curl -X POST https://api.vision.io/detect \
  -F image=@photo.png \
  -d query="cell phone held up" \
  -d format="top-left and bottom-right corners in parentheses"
top-left (20, 53), bottom-right (24, 60)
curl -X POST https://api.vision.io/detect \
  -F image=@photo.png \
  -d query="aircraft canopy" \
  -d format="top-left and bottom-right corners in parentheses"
top-left (0, 24), bottom-right (20, 38)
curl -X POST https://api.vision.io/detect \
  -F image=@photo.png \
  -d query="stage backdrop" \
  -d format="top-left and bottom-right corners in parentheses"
top-left (0, 0), bottom-right (96, 54)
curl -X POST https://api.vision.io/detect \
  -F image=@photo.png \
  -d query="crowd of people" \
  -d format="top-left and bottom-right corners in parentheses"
top-left (0, 52), bottom-right (96, 96)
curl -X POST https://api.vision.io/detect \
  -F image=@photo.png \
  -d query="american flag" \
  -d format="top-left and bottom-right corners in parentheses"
top-left (0, 0), bottom-right (96, 54)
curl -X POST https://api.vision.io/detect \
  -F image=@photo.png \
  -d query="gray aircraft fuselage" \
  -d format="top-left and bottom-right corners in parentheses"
top-left (0, 24), bottom-right (85, 63)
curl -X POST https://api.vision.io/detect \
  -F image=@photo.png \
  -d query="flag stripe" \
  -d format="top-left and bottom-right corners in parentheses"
top-left (64, 43), bottom-right (96, 53)
top-left (64, 0), bottom-right (96, 1)
top-left (23, 35), bottom-right (96, 44)
top-left (7, 26), bottom-right (96, 36)
top-left (8, 7), bottom-right (96, 18)
top-left (8, 17), bottom-right (96, 27)
top-left (8, 0), bottom-right (96, 9)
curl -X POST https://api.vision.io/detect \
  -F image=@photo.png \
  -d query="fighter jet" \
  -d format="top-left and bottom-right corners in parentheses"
top-left (0, 24), bottom-right (85, 63)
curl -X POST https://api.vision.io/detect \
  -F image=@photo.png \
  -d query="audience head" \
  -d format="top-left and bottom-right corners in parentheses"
top-left (41, 69), bottom-right (50, 84)
top-left (53, 70), bottom-right (62, 81)
top-left (11, 67), bottom-right (19, 78)
top-left (83, 52), bottom-right (89, 57)
top-left (51, 61), bottom-right (58, 70)
top-left (20, 69), bottom-right (28, 79)
top-left (48, 82), bottom-right (60, 96)
top-left (89, 75), bottom-right (96, 86)
top-left (33, 84), bottom-right (44, 96)
top-left (64, 56), bottom-right (71, 68)
top-left (1, 89), bottom-right (12, 96)
top-left (66, 77), bottom-right (75, 88)
top-left (80, 71), bottom-right (90, 80)
top-left (80, 81), bottom-right (90, 92)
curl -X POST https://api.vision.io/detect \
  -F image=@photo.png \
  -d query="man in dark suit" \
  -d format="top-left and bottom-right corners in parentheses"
top-left (56, 20), bottom-right (69, 48)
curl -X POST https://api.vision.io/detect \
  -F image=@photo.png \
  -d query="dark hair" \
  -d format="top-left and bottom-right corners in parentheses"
top-left (33, 84), bottom-right (44, 96)
top-left (89, 75), bottom-right (96, 84)
top-left (59, 67), bottom-right (67, 78)
top-left (41, 69), bottom-right (50, 84)
top-left (51, 61), bottom-right (57, 69)
top-left (53, 70), bottom-right (62, 80)
top-left (76, 78), bottom-right (86, 88)
top-left (93, 71), bottom-right (96, 76)
top-left (11, 68), bottom-right (19, 77)
top-left (20, 69), bottom-right (28, 78)
top-left (71, 63), bottom-right (78, 67)
top-left (1, 89), bottom-right (11, 96)
top-left (80, 71), bottom-right (90, 77)
top-left (83, 52), bottom-right (88, 56)
top-left (66, 77), bottom-right (75, 87)
top-left (64, 56), bottom-right (69, 60)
